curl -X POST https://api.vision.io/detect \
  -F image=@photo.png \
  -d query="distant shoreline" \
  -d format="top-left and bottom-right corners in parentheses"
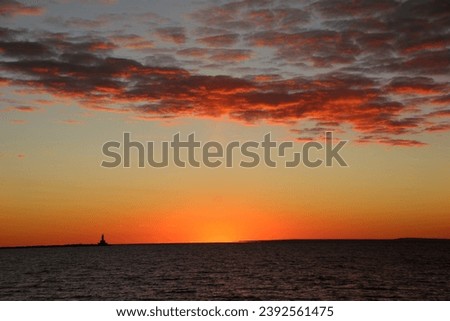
top-left (1, 238), bottom-right (449, 250)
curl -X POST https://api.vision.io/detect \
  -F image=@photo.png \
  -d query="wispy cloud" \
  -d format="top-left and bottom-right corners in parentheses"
top-left (59, 119), bottom-right (83, 125)
top-left (197, 34), bottom-right (240, 47)
top-left (155, 27), bottom-right (186, 44)
top-left (11, 106), bottom-right (40, 112)
top-left (10, 119), bottom-right (27, 124)
top-left (0, 0), bottom-right (43, 17)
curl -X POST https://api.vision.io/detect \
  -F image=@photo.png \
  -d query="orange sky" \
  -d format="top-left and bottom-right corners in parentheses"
top-left (0, 0), bottom-right (449, 246)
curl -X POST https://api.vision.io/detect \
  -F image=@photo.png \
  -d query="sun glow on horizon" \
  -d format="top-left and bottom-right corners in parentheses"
top-left (0, 0), bottom-right (450, 247)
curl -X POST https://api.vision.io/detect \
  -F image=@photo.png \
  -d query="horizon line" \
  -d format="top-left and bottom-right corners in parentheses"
top-left (1, 237), bottom-right (449, 250)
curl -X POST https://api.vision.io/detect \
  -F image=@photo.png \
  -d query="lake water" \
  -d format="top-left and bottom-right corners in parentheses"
top-left (0, 240), bottom-right (449, 300)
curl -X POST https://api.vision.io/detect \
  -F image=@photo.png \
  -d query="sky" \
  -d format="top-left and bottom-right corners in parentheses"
top-left (0, 0), bottom-right (449, 246)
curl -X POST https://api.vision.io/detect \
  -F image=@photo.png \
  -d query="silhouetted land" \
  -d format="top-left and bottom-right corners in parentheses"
top-left (0, 244), bottom-right (99, 250)
top-left (1, 238), bottom-right (448, 250)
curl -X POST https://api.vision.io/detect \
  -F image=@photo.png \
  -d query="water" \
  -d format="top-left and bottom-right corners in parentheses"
top-left (0, 240), bottom-right (449, 300)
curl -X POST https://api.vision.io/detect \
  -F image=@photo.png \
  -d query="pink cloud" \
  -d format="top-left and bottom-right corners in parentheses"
top-left (0, 0), bottom-right (43, 17)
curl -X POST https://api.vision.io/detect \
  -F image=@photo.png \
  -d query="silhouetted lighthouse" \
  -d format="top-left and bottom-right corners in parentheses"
top-left (98, 234), bottom-right (108, 246)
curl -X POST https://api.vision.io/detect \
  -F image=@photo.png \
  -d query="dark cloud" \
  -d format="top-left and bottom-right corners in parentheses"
top-left (197, 34), bottom-right (239, 47)
top-left (246, 8), bottom-right (310, 30)
top-left (425, 123), bottom-right (450, 132)
top-left (247, 30), bottom-right (361, 67)
top-left (0, 41), bottom-right (51, 57)
top-left (426, 109), bottom-right (450, 118)
top-left (386, 77), bottom-right (446, 95)
top-left (176, 47), bottom-right (252, 62)
top-left (111, 34), bottom-right (154, 50)
top-left (144, 54), bottom-right (179, 67)
top-left (356, 136), bottom-right (427, 147)
top-left (209, 49), bottom-right (252, 62)
top-left (45, 16), bottom-right (108, 29)
top-left (0, 27), bottom-right (22, 40)
top-left (1, 0), bottom-right (449, 147)
top-left (309, 0), bottom-right (397, 18)
top-left (176, 48), bottom-right (208, 58)
top-left (45, 11), bottom-right (167, 29)
top-left (190, 0), bottom-right (450, 75)
top-left (155, 27), bottom-right (186, 44)
top-left (0, 0), bottom-right (43, 17)
top-left (4, 26), bottom-right (445, 147)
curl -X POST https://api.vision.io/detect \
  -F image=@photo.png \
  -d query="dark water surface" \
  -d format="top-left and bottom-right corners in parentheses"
top-left (0, 240), bottom-right (449, 300)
